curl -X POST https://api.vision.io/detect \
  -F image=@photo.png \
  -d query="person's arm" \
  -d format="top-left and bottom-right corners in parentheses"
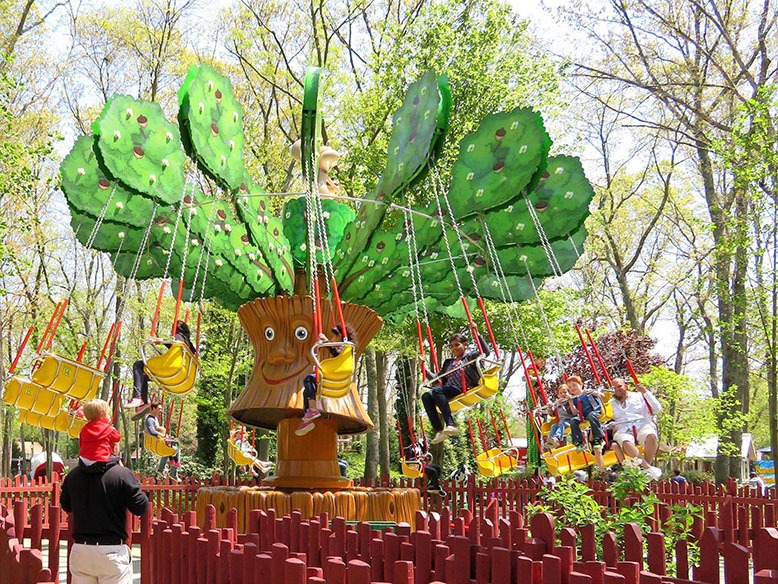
top-left (60, 477), bottom-right (71, 513)
top-left (124, 471), bottom-right (149, 517)
top-left (145, 416), bottom-right (161, 437)
top-left (109, 426), bottom-right (121, 444)
top-left (636, 385), bottom-right (662, 414)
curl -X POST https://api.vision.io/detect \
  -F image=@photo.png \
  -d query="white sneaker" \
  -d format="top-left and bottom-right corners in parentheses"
top-left (430, 431), bottom-right (447, 445)
top-left (442, 425), bottom-right (459, 437)
top-left (645, 466), bottom-right (663, 480)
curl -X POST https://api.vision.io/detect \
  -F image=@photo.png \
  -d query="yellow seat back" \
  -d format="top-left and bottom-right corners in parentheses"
top-left (448, 365), bottom-right (501, 414)
top-left (476, 447), bottom-right (519, 478)
top-left (3, 376), bottom-right (39, 410)
top-left (19, 410), bottom-right (58, 431)
top-left (313, 343), bottom-right (355, 399)
top-left (599, 400), bottom-right (613, 423)
top-left (227, 440), bottom-right (256, 466)
top-left (400, 460), bottom-right (425, 479)
top-left (30, 355), bottom-right (104, 401)
top-left (144, 433), bottom-right (177, 458)
top-left (143, 342), bottom-right (199, 396)
top-left (54, 411), bottom-right (87, 439)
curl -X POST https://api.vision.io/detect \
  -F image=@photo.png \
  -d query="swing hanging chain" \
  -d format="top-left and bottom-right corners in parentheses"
top-left (481, 220), bottom-right (529, 347)
top-left (85, 183), bottom-right (119, 250)
top-left (522, 257), bottom-right (564, 367)
top-left (162, 194), bottom-right (186, 281)
top-left (116, 202), bottom-right (160, 322)
top-left (524, 193), bottom-right (564, 278)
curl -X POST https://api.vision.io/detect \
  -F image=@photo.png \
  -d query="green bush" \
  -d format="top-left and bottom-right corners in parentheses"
top-left (682, 469), bottom-right (713, 486)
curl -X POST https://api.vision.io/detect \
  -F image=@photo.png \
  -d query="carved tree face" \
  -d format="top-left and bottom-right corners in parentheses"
top-left (257, 307), bottom-right (316, 389)
top-left (231, 296), bottom-right (383, 432)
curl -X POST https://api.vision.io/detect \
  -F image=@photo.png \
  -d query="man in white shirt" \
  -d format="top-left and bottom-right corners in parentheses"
top-left (611, 378), bottom-right (663, 480)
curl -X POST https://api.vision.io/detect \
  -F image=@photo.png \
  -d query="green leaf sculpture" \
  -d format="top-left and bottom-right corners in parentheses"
top-left (60, 64), bottom-right (594, 319)
top-left (178, 63), bottom-right (246, 191)
top-left (92, 95), bottom-right (187, 204)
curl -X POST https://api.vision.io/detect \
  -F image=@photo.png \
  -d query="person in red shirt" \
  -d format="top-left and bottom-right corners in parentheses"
top-left (79, 399), bottom-right (121, 466)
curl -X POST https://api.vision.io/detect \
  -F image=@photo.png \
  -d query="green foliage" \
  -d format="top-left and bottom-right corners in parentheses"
top-left (527, 466), bottom-right (702, 575)
top-left (682, 469), bottom-right (714, 485)
top-left (638, 366), bottom-right (716, 456)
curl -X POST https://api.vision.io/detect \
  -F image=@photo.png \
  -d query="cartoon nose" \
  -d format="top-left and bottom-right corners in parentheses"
top-left (267, 340), bottom-right (296, 365)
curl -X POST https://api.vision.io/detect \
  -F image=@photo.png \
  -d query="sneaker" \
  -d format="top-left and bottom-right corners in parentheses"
top-left (442, 424), bottom-right (459, 437)
top-left (429, 431), bottom-right (447, 445)
top-left (126, 398), bottom-right (144, 408)
top-left (575, 443), bottom-right (585, 452)
top-left (302, 408), bottom-right (321, 422)
top-left (295, 418), bottom-right (316, 436)
top-left (591, 441), bottom-right (603, 450)
top-left (645, 466), bottom-right (663, 480)
top-left (428, 486), bottom-right (447, 498)
top-left (256, 461), bottom-right (273, 473)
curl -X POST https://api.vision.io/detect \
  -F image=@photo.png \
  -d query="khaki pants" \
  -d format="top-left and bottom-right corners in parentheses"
top-left (70, 543), bottom-right (132, 583)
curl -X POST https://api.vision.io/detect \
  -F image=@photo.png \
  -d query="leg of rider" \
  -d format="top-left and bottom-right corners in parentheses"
top-left (570, 419), bottom-right (583, 446)
top-left (425, 463), bottom-right (441, 488)
top-left (433, 385), bottom-right (462, 428)
top-left (642, 430), bottom-right (659, 465)
top-left (157, 456), bottom-right (168, 476)
top-left (421, 391), bottom-right (443, 433)
top-left (132, 360), bottom-right (148, 402)
top-left (618, 437), bottom-right (645, 465)
top-left (302, 374), bottom-right (317, 411)
top-left (587, 412), bottom-right (604, 443)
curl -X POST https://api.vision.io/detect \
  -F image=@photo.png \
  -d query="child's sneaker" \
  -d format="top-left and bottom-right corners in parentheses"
top-left (302, 408), bottom-right (321, 422)
top-left (296, 418), bottom-right (316, 436)
top-left (430, 431), bottom-right (447, 445)
top-left (442, 424), bottom-right (459, 437)
top-left (575, 443), bottom-right (585, 452)
top-left (126, 398), bottom-right (144, 408)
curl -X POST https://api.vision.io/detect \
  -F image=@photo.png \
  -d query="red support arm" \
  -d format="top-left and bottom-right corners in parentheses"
top-left (150, 282), bottom-right (167, 337)
top-left (586, 329), bottom-right (613, 387)
top-left (574, 323), bottom-right (602, 385)
top-left (9, 327), bottom-right (34, 374)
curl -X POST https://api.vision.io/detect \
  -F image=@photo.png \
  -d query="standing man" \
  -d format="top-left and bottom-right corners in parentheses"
top-left (145, 402), bottom-right (180, 481)
top-left (60, 454), bottom-right (148, 583)
top-left (611, 377), bottom-right (663, 480)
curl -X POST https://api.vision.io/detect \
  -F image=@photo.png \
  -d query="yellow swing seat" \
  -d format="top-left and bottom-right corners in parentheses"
top-left (542, 443), bottom-right (623, 476)
top-left (142, 340), bottom-right (200, 396)
top-left (30, 354), bottom-right (104, 401)
top-left (400, 459), bottom-right (425, 479)
top-left (54, 411), bottom-right (87, 439)
top-left (3, 376), bottom-right (64, 416)
top-left (227, 439), bottom-right (257, 466)
top-left (448, 362), bottom-right (501, 414)
top-left (311, 341), bottom-right (356, 399)
top-left (18, 410), bottom-right (58, 431)
top-left (476, 447), bottom-right (520, 478)
top-left (143, 433), bottom-right (178, 457)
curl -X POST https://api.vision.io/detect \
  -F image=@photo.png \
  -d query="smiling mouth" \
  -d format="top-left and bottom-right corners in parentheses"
top-left (262, 367), bottom-right (308, 386)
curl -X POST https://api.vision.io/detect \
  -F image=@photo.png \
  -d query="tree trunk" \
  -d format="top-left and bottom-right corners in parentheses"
top-left (376, 350), bottom-right (390, 475)
top-left (364, 348), bottom-right (379, 478)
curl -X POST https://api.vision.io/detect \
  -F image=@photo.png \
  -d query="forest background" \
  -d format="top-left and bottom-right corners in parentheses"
top-left (1, 0), bottom-right (777, 485)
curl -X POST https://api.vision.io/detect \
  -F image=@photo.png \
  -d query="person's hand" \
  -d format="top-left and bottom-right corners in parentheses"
top-left (158, 427), bottom-right (167, 436)
top-left (635, 384), bottom-right (647, 393)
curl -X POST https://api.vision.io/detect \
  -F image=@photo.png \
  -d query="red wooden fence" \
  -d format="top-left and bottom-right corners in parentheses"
top-left (0, 474), bottom-right (777, 583)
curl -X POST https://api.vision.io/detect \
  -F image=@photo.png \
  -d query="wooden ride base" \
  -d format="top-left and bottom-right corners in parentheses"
top-left (196, 485), bottom-right (422, 533)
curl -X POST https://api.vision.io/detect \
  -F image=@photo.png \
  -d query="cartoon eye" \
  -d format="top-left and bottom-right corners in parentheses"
top-left (264, 327), bottom-right (275, 341)
top-left (294, 326), bottom-right (309, 341)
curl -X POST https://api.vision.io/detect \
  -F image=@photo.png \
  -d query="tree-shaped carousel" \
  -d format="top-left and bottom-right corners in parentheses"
top-left (58, 63), bottom-right (594, 525)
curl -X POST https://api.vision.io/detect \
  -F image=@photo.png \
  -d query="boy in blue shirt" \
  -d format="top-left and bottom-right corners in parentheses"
top-left (567, 376), bottom-right (604, 451)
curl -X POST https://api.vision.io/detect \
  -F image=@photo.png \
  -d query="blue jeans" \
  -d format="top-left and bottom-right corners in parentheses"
top-left (549, 419), bottom-right (570, 441)
top-left (570, 412), bottom-right (604, 446)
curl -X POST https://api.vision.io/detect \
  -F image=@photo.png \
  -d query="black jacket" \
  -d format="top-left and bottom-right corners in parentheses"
top-left (61, 458), bottom-right (148, 543)
top-left (433, 334), bottom-right (490, 391)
